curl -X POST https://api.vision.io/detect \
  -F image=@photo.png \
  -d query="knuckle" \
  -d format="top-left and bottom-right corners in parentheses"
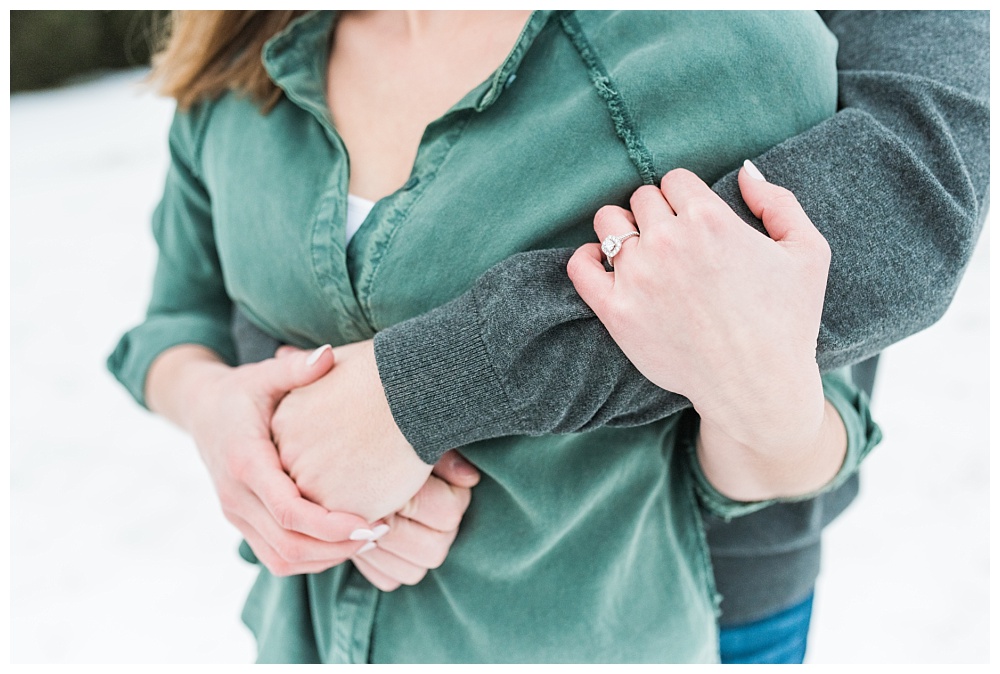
top-left (272, 502), bottom-right (295, 531)
top-left (441, 497), bottom-right (469, 530)
top-left (454, 486), bottom-right (473, 513)
top-left (427, 539), bottom-right (454, 569)
top-left (660, 167), bottom-right (695, 190)
top-left (402, 568), bottom-right (429, 586)
top-left (566, 251), bottom-right (586, 280)
top-left (272, 564), bottom-right (296, 578)
top-left (398, 498), bottom-right (418, 522)
top-left (439, 510), bottom-right (464, 532)
top-left (264, 558), bottom-right (294, 577)
top-left (814, 234), bottom-right (832, 262)
top-left (770, 190), bottom-right (802, 211)
top-left (221, 511), bottom-right (242, 530)
top-left (272, 537), bottom-right (305, 564)
top-left (630, 184), bottom-right (661, 206)
top-left (683, 206), bottom-right (727, 238)
top-left (593, 204), bottom-right (619, 227)
top-left (217, 490), bottom-right (240, 515)
top-left (684, 199), bottom-right (716, 223)
top-left (224, 452), bottom-right (248, 481)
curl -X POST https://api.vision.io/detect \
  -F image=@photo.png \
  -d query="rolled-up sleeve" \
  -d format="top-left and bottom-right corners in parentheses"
top-left (688, 368), bottom-right (883, 520)
top-left (107, 107), bottom-right (236, 407)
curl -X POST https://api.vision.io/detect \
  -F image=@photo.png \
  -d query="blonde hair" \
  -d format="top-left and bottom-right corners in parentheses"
top-left (150, 10), bottom-right (307, 111)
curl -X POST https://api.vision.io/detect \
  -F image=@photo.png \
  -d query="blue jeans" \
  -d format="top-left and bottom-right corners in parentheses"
top-left (718, 592), bottom-right (815, 664)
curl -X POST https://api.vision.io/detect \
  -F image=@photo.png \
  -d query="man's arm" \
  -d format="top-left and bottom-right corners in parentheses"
top-left (373, 10), bottom-right (990, 462)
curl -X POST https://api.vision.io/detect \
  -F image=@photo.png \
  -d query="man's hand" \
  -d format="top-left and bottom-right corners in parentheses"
top-left (353, 449), bottom-right (480, 591)
top-left (268, 343), bottom-right (480, 588)
top-left (146, 343), bottom-right (378, 577)
top-left (271, 339), bottom-right (433, 522)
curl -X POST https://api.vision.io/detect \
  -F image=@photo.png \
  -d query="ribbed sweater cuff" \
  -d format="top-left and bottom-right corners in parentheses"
top-left (373, 292), bottom-right (521, 464)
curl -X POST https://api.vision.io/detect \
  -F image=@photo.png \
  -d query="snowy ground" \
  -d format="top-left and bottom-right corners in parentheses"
top-left (9, 70), bottom-right (990, 664)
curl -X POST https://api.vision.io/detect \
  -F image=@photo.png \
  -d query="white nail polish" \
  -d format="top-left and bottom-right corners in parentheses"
top-left (743, 159), bottom-right (766, 182)
top-left (357, 541), bottom-right (377, 554)
top-left (349, 528), bottom-right (375, 541)
top-left (370, 524), bottom-right (390, 540)
top-left (306, 344), bottom-right (331, 366)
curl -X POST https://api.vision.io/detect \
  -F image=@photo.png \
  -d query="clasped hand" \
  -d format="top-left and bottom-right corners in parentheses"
top-left (164, 340), bottom-right (479, 588)
top-left (269, 340), bottom-right (481, 590)
top-left (568, 165), bottom-right (831, 453)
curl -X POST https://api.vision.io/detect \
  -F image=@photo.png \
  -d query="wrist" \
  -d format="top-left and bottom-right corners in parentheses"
top-left (693, 362), bottom-right (825, 454)
top-left (146, 344), bottom-right (229, 433)
top-left (697, 397), bottom-right (846, 501)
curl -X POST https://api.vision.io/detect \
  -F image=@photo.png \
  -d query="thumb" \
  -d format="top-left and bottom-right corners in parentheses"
top-left (432, 449), bottom-right (481, 488)
top-left (253, 343), bottom-right (336, 398)
top-left (738, 160), bottom-right (821, 244)
top-left (567, 242), bottom-right (615, 318)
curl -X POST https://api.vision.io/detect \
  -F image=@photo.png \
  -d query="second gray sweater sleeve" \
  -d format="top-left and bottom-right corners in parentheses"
top-left (375, 10), bottom-right (990, 463)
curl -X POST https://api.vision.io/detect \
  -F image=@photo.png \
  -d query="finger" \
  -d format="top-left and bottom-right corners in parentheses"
top-left (239, 492), bottom-right (367, 565)
top-left (376, 514), bottom-right (459, 568)
top-left (352, 555), bottom-right (402, 592)
top-left (228, 513), bottom-right (353, 577)
top-left (592, 206), bottom-right (641, 267)
top-left (658, 167), bottom-right (727, 215)
top-left (250, 344), bottom-right (336, 401)
top-left (593, 204), bottom-right (639, 242)
top-left (241, 448), bottom-right (373, 542)
top-left (629, 184), bottom-right (677, 227)
top-left (432, 449), bottom-right (481, 488)
top-left (738, 160), bottom-right (824, 244)
top-left (567, 243), bottom-right (614, 316)
top-left (355, 544), bottom-right (430, 586)
top-left (274, 345), bottom-right (302, 359)
top-left (397, 474), bottom-right (471, 532)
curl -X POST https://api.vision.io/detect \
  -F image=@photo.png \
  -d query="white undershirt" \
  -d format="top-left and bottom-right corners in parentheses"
top-left (345, 193), bottom-right (376, 245)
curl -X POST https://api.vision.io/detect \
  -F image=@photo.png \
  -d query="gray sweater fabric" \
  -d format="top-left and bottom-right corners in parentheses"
top-left (235, 11), bottom-right (989, 625)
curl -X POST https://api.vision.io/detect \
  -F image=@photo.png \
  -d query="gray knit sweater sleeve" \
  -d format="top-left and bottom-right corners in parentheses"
top-left (374, 10), bottom-right (990, 463)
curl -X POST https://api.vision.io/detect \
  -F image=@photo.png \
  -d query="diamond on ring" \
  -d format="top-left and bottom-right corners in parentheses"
top-left (601, 231), bottom-right (639, 267)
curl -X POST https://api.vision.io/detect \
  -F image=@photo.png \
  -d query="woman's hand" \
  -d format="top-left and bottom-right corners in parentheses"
top-left (353, 449), bottom-right (481, 591)
top-left (567, 163), bottom-right (831, 452)
top-left (146, 344), bottom-right (377, 577)
top-left (568, 163), bottom-right (847, 499)
top-left (271, 339), bottom-right (433, 523)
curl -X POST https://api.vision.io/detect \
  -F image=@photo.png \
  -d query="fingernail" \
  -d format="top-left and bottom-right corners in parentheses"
top-left (743, 159), bottom-right (766, 182)
top-left (349, 528), bottom-right (375, 541)
top-left (370, 524), bottom-right (390, 540)
top-left (306, 344), bottom-right (332, 366)
top-left (357, 541), bottom-right (377, 554)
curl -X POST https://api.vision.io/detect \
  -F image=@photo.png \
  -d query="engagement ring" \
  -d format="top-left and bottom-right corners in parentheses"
top-left (601, 231), bottom-right (640, 267)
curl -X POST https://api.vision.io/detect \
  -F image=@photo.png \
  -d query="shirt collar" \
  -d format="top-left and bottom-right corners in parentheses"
top-left (262, 10), bottom-right (555, 127)
top-left (468, 10), bottom-right (554, 112)
top-left (262, 11), bottom-right (336, 130)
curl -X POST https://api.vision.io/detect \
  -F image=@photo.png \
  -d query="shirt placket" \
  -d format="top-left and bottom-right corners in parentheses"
top-left (263, 11), bottom-right (379, 344)
top-left (259, 10), bottom-right (555, 663)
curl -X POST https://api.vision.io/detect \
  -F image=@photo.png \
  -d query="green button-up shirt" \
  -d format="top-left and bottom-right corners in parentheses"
top-left (110, 10), bottom-right (878, 662)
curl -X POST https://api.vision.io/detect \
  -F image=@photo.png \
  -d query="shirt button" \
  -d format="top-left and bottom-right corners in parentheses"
top-left (403, 176), bottom-right (420, 190)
